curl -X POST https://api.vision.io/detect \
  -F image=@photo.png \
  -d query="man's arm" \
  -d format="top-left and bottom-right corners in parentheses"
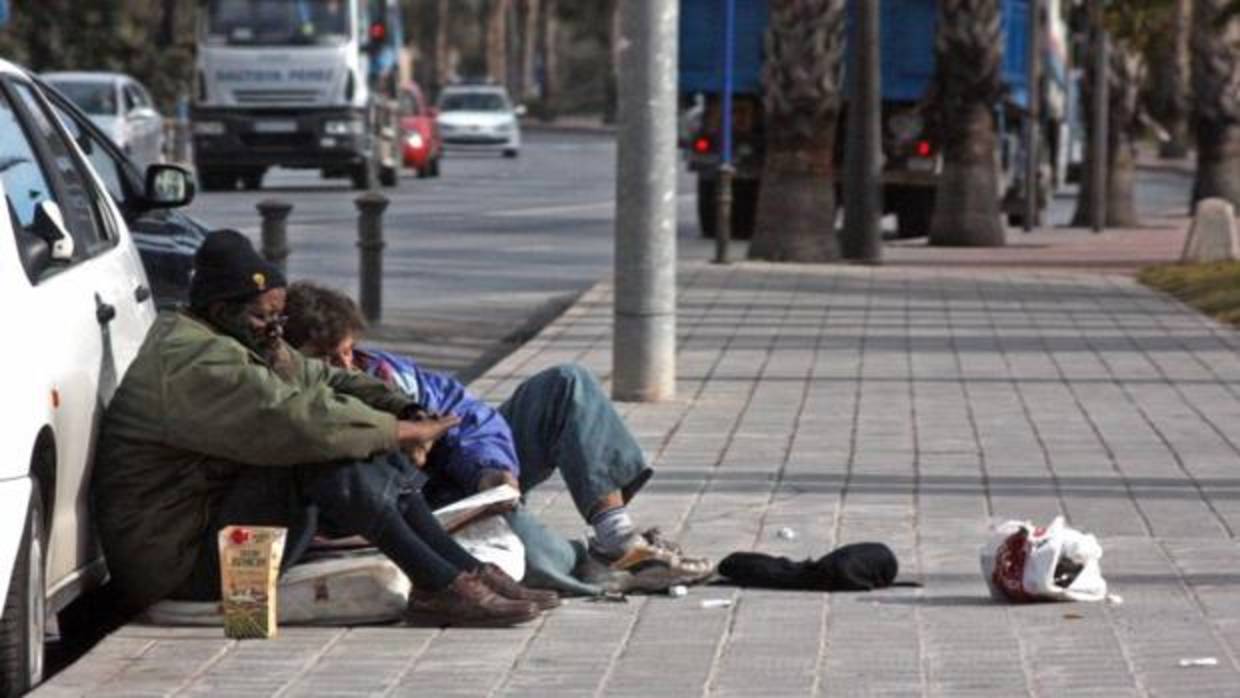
top-left (310, 352), bottom-right (416, 415)
top-left (161, 336), bottom-right (400, 465)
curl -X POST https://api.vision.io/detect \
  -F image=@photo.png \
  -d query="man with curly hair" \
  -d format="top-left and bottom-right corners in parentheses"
top-left (284, 281), bottom-right (714, 595)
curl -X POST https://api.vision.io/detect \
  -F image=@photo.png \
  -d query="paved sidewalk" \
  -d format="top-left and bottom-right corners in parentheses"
top-left (39, 219), bottom-right (1240, 697)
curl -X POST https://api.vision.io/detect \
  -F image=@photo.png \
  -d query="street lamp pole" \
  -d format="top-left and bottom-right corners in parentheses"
top-left (1088, 0), bottom-right (1108, 233)
top-left (842, 0), bottom-right (881, 262)
top-left (1023, 0), bottom-right (1042, 232)
top-left (613, 0), bottom-right (678, 402)
top-left (713, 0), bottom-right (737, 265)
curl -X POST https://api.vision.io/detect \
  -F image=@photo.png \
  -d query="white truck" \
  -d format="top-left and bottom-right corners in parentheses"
top-left (191, 0), bottom-right (403, 191)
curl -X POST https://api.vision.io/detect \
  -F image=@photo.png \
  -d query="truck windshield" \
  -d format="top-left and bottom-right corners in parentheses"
top-left (204, 0), bottom-right (351, 46)
top-left (438, 92), bottom-right (508, 112)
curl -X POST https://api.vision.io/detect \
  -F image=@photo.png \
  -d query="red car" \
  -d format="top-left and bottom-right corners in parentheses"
top-left (399, 81), bottom-right (442, 178)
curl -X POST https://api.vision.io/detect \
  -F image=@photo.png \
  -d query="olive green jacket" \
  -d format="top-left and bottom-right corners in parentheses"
top-left (93, 311), bottom-right (414, 608)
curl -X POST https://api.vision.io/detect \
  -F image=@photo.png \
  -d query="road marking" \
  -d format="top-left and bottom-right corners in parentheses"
top-left (486, 193), bottom-right (694, 218)
top-left (486, 201), bottom-right (615, 218)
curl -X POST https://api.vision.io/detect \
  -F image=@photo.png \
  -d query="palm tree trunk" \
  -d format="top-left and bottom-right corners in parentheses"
top-left (1192, 0), bottom-right (1240, 208)
top-left (1070, 38), bottom-right (1143, 227)
top-left (540, 0), bottom-right (559, 120)
top-left (928, 0), bottom-right (1006, 247)
top-left (748, 0), bottom-right (846, 263)
top-left (486, 0), bottom-right (510, 85)
top-left (931, 103), bottom-right (1005, 245)
top-left (520, 0), bottom-right (540, 101)
top-left (1161, 0), bottom-right (1192, 158)
top-left (435, 0), bottom-right (452, 91)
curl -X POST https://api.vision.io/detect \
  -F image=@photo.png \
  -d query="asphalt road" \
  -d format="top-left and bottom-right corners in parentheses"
top-left (184, 129), bottom-right (712, 379)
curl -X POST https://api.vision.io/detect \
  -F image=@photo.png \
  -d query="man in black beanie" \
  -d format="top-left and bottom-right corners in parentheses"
top-left (92, 229), bottom-right (558, 627)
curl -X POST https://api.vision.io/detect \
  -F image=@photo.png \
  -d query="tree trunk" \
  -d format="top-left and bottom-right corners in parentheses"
top-left (747, 0), bottom-right (847, 263)
top-left (1161, 0), bottom-right (1192, 158)
top-left (1192, 0), bottom-right (1240, 209)
top-left (486, 0), bottom-right (510, 85)
top-left (928, 0), bottom-right (1005, 246)
top-left (1071, 40), bottom-right (1144, 227)
top-left (435, 0), bottom-right (452, 91)
top-left (930, 104), bottom-right (1006, 245)
top-left (540, 0), bottom-right (559, 120)
top-left (602, 0), bottom-right (620, 124)
top-left (520, 0), bottom-right (540, 101)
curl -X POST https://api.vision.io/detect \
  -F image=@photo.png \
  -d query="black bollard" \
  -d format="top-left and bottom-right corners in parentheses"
top-left (355, 192), bottom-right (389, 324)
top-left (256, 199), bottom-right (293, 275)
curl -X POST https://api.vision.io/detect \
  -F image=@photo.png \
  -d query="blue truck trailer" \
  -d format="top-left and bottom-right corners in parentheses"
top-left (680, 0), bottom-right (1071, 238)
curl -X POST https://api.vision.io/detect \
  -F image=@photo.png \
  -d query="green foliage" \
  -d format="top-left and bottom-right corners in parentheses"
top-left (0, 0), bottom-right (195, 111)
top-left (1138, 261), bottom-right (1240, 326)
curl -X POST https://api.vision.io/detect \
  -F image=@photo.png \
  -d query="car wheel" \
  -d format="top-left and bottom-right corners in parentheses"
top-left (429, 156), bottom-right (441, 177)
top-left (241, 169), bottom-right (264, 191)
top-left (199, 170), bottom-right (235, 192)
top-left (0, 489), bottom-right (45, 698)
top-left (502, 148), bottom-right (519, 159)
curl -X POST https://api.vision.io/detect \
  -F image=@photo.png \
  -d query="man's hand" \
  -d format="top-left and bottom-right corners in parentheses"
top-left (396, 414), bottom-right (460, 467)
top-left (477, 469), bottom-right (520, 493)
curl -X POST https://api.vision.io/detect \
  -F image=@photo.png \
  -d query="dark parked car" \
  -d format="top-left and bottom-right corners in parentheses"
top-left (37, 76), bottom-right (207, 308)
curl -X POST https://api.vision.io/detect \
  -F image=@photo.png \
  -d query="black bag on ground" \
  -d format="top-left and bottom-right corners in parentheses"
top-left (718, 542), bottom-right (898, 591)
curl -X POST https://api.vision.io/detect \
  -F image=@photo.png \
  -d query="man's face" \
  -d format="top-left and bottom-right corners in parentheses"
top-left (243, 288), bottom-right (288, 352)
top-left (306, 334), bottom-right (356, 371)
top-left (212, 288), bottom-right (287, 354)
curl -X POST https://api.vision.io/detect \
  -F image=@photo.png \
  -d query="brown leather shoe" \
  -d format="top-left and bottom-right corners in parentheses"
top-left (478, 563), bottom-right (561, 610)
top-left (405, 571), bottom-right (541, 627)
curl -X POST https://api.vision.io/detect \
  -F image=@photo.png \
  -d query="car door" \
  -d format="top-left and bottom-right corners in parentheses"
top-left (4, 75), bottom-right (153, 588)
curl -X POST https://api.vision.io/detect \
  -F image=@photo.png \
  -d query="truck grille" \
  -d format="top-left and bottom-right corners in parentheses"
top-left (239, 132), bottom-right (316, 149)
top-left (233, 89), bottom-right (321, 105)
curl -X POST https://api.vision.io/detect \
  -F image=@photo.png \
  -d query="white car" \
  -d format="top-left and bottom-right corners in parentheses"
top-left (41, 72), bottom-right (165, 171)
top-left (435, 84), bottom-right (523, 158)
top-left (0, 59), bottom-right (192, 695)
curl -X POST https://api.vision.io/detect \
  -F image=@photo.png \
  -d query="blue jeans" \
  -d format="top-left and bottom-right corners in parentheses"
top-left (424, 364), bottom-right (654, 596)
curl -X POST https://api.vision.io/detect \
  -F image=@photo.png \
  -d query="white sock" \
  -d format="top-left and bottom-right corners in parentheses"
top-left (591, 506), bottom-right (636, 555)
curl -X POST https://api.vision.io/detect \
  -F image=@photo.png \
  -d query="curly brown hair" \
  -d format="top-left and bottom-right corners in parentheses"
top-left (283, 281), bottom-right (366, 352)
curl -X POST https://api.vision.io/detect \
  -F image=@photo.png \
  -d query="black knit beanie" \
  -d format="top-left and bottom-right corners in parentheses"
top-left (189, 229), bottom-right (287, 308)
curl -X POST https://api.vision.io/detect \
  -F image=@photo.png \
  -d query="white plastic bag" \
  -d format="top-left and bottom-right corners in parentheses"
top-left (979, 516), bottom-right (1107, 603)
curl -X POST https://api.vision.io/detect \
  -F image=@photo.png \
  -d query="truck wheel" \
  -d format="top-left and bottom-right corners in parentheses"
top-left (351, 158), bottom-right (376, 191)
top-left (379, 163), bottom-right (399, 188)
top-left (0, 489), bottom-right (45, 698)
top-left (697, 178), bottom-right (718, 239)
top-left (241, 169), bottom-right (264, 191)
top-left (895, 189), bottom-right (935, 239)
top-left (697, 178), bottom-right (758, 240)
top-left (199, 170), bottom-right (234, 192)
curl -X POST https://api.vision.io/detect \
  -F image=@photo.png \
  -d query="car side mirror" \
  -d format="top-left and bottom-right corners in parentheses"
top-left (144, 164), bottom-right (195, 208)
top-left (514, 104), bottom-right (527, 117)
top-left (31, 200), bottom-right (74, 262)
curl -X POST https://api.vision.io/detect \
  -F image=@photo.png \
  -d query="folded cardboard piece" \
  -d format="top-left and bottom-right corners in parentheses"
top-left (146, 485), bottom-right (524, 628)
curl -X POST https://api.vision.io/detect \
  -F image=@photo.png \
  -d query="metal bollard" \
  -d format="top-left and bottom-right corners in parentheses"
top-left (355, 192), bottom-right (389, 324)
top-left (256, 199), bottom-right (293, 275)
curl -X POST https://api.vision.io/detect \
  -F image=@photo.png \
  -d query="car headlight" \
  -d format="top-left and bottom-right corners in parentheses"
top-left (193, 121), bottom-right (225, 136)
top-left (324, 119), bottom-right (365, 136)
top-left (495, 121), bottom-right (514, 134)
top-left (406, 132), bottom-right (424, 148)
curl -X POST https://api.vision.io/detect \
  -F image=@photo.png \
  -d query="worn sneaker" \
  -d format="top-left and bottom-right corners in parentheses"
top-left (580, 527), bottom-right (714, 593)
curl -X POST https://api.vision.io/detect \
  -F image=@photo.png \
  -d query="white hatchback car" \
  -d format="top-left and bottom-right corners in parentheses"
top-left (41, 72), bottom-right (165, 171)
top-left (0, 59), bottom-right (192, 696)
top-left (435, 84), bottom-right (523, 158)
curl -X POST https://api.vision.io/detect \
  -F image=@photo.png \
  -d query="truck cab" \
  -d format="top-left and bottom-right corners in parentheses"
top-left (191, 0), bottom-right (402, 191)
